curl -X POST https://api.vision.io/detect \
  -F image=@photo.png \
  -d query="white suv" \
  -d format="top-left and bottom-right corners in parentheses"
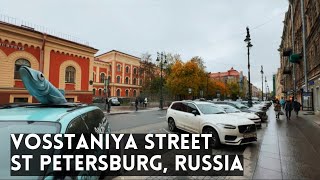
top-left (166, 101), bottom-right (257, 148)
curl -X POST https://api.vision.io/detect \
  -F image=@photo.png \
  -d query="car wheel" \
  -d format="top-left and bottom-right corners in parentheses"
top-left (168, 118), bottom-right (177, 132)
top-left (203, 127), bottom-right (221, 148)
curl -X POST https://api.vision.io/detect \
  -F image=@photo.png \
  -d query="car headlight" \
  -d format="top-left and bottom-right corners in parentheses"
top-left (217, 123), bottom-right (236, 129)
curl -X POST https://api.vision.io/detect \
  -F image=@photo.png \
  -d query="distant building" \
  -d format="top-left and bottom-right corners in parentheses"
top-left (93, 50), bottom-right (143, 98)
top-left (209, 67), bottom-right (260, 99)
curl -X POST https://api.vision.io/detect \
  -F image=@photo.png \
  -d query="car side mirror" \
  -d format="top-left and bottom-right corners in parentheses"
top-left (192, 110), bottom-right (199, 116)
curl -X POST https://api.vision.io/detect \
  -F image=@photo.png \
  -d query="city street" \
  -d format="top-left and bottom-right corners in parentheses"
top-left (105, 108), bottom-right (320, 180)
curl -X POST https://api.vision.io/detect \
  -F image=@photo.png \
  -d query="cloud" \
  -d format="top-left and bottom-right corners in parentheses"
top-left (1, 0), bottom-right (288, 91)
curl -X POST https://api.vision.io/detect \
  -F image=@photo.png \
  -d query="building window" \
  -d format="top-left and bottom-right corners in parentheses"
top-left (125, 90), bottom-right (129, 97)
top-left (65, 66), bottom-right (76, 83)
top-left (116, 89), bottom-right (120, 97)
top-left (133, 78), bottom-right (136, 85)
top-left (116, 76), bottom-right (121, 83)
top-left (133, 68), bottom-right (137, 75)
top-left (93, 72), bottom-right (96, 82)
top-left (13, 97), bottom-right (28, 103)
top-left (108, 76), bottom-right (111, 82)
top-left (100, 73), bottom-right (105, 83)
top-left (109, 65), bottom-right (112, 72)
top-left (99, 89), bottom-right (102, 96)
top-left (133, 90), bottom-right (137, 97)
top-left (140, 79), bottom-right (143, 86)
top-left (66, 98), bottom-right (75, 102)
top-left (93, 89), bottom-right (96, 95)
top-left (14, 59), bottom-right (31, 79)
top-left (125, 77), bottom-right (129, 84)
top-left (117, 64), bottom-right (121, 72)
top-left (125, 66), bottom-right (129, 73)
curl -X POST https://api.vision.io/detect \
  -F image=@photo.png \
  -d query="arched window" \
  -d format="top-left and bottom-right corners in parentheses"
top-left (108, 76), bottom-right (111, 82)
top-left (93, 89), bottom-right (96, 95)
top-left (133, 78), bottom-right (137, 85)
top-left (14, 59), bottom-right (31, 79)
top-left (133, 90), bottom-right (137, 97)
top-left (109, 65), bottom-right (112, 72)
top-left (125, 90), bottom-right (129, 97)
top-left (116, 89), bottom-right (120, 97)
top-left (100, 73), bottom-right (105, 83)
top-left (93, 72), bottom-right (96, 82)
top-left (139, 79), bottom-right (143, 86)
top-left (125, 66), bottom-right (129, 73)
top-left (117, 64), bottom-right (121, 72)
top-left (117, 76), bottom-right (121, 83)
top-left (133, 68), bottom-right (137, 75)
top-left (65, 66), bottom-right (76, 83)
top-left (99, 89), bottom-right (102, 96)
top-left (125, 77), bottom-right (129, 84)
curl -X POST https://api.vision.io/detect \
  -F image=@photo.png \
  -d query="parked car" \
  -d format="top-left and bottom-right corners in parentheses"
top-left (248, 107), bottom-right (268, 122)
top-left (214, 101), bottom-right (251, 112)
top-left (166, 101), bottom-right (257, 148)
top-left (0, 103), bottom-right (111, 179)
top-left (109, 97), bottom-right (121, 106)
top-left (216, 104), bottom-right (262, 128)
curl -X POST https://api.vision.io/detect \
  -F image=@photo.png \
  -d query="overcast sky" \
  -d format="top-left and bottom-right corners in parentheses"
top-left (1, 0), bottom-right (288, 91)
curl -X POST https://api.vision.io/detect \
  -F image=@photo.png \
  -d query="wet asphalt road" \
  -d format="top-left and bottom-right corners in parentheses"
top-left (105, 107), bottom-right (320, 179)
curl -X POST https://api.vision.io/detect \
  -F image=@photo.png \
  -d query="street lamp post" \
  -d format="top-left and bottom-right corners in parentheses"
top-left (156, 52), bottom-right (167, 110)
top-left (265, 76), bottom-right (267, 101)
top-left (260, 65), bottom-right (264, 101)
top-left (244, 27), bottom-right (253, 107)
top-left (206, 72), bottom-right (211, 99)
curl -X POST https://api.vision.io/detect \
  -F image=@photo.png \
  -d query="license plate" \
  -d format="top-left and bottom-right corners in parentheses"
top-left (244, 133), bottom-right (257, 138)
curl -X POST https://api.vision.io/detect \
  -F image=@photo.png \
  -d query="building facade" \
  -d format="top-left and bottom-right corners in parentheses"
top-left (209, 67), bottom-right (261, 100)
top-left (278, 0), bottom-right (320, 113)
top-left (0, 21), bottom-right (98, 104)
top-left (93, 50), bottom-right (143, 98)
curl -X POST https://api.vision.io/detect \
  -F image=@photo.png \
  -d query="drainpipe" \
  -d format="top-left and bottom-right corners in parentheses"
top-left (300, 0), bottom-right (308, 92)
top-left (289, 1), bottom-right (296, 100)
top-left (40, 33), bottom-right (47, 72)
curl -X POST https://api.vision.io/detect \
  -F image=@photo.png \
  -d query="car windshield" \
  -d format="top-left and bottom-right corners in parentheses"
top-left (222, 106), bottom-right (241, 113)
top-left (0, 121), bottom-right (60, 179)
top-left (233, 103), bottom-right (248, 109)
top-left (197, 104), bottom-right (226, 114)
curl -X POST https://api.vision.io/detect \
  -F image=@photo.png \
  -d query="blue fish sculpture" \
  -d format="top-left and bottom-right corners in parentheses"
top-left (19, 66), bottom-right (67, 104)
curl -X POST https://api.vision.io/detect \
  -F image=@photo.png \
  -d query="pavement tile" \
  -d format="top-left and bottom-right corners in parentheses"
top-left (258, 151), bottom-right (280, 160)
top-left (259, 144), bottom-right (279, 154)
top-left (281, 159), bottom-right (320, 179)
top-left (256, 156), bottom-right (281, 173)
top-left (252, 166), bottom-right (282, 179)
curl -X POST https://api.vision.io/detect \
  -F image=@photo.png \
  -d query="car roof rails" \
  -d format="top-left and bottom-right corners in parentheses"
top-left (0, 103), bottom-right (88, 109)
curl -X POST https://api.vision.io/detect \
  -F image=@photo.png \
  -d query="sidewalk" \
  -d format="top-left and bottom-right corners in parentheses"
top-left (103, 106), bottom-right (168, 115)
top-left (243, 108), bottom-right (320, 179)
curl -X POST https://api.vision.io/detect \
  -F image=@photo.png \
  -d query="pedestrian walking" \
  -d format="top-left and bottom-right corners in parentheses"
top-left (135, 97), bottom-right (139, 111)
top-left (144, 97), bottom-right (148, 108)
top-left (293, 99), bottom-right (301, 116)
top-left (280, 97), bottom-right (285, 110)
top-left (284, 99), bottom-right (293, 120)
top-left (274, 99), bottom-right (281, 120)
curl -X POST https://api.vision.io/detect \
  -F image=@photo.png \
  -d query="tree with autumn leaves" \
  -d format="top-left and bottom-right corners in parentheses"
top-left (139, 53), bottom-right (241, 101)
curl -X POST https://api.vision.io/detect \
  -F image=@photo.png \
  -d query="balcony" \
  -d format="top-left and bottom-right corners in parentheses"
top-left (282, 48), bottom-right (292, 57)
top-left (283, 67), bottom-right (292, 75)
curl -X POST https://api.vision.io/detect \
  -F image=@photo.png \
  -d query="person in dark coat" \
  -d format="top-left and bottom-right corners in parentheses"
top-left (135, 98), bottom-right (139, 111)
top-left (284, 99), bottom-right (293, 120)
top-left (293, 99), bottom-right (301, 116)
